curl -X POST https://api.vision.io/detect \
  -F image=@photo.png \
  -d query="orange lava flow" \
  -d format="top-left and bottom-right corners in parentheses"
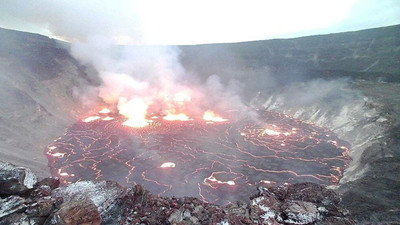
top-left (163, 113), bottom-right (191, 121)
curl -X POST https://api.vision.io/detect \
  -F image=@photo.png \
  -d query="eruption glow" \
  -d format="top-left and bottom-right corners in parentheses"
top-left (203, 110), bottom-right (228, 122)
top-left (173, 92), bottom-right (191, 103)
top-left (99, 108), bottom-right (111, 114)
top-left (118, 98), bottom-right (149, 128)
top-left (163, 112), bottom-right (191, 121)
top-left (83, 116), bottom-right (101, 123)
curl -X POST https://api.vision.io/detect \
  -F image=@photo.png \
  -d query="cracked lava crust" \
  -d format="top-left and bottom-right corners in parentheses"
top-left (46, 109), bottom-right (350, 205)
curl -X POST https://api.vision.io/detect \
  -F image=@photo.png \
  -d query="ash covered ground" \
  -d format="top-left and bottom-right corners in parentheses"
top-left (46, 109), bottom-right (349, 205)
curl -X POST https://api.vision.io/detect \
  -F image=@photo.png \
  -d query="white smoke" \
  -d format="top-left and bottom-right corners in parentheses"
top-left (69, 36), bottom-right (249, 121)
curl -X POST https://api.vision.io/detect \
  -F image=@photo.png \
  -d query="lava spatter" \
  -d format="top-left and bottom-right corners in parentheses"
top-left (46, 110), bottom-right (350, 205)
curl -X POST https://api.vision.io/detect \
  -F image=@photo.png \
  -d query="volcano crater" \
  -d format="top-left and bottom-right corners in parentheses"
top-left (46, 110), bottom-right (350, 205)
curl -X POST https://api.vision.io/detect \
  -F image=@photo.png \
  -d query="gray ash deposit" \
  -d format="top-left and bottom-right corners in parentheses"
top-left (46, 109), bottom-right (350, 205)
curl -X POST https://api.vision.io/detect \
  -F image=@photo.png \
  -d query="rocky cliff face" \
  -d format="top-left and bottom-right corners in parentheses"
top-left (0, 28), bottom-right (99, 178)
top-left (252, 81), bottom-right (400, 223)
top-left (180, 25), bottom-right (400, 84)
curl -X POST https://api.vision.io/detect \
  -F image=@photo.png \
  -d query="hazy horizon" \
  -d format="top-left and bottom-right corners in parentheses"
top-left (0, 0), bottom-right (399, 45)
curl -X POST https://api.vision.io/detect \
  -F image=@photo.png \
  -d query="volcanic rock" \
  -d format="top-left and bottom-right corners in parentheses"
top-left (168, 207), bottom-right (200, 224)
top-left (51, 180), bottom-right (126, 222)
top-left (26, 196), bottom-right (56, 217)
top-left (249, 195), bottom-right (281, 224)
top-left (285, 182), bottom-right (340, 205)
top-left (44, 199), bottom-right (101, 225)
top-left (30, 185), bottom-right (52, 200)
top-left (0, 161), bottom-right (37, 196)
top-left (0, 213), bottom-right (30, 225)
top-left (0, 162), bottom-right (355, 225)
top-left (280, 200), bottom-right (321, 224)
top-left (36, 177), bottom-right (60, 190)
top-left (0, 195), bottom-right (27, 219)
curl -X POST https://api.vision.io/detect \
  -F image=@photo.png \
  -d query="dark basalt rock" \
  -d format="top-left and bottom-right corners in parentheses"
top-left (51, 180), bottom-right (126, 223)
top-left (36, 177), bottom-right (60, 190)
top-left (0, 162), bottom-right (355, 225)
top-left (285, 182), bottom-right (340, 205)
top-left (0, 213), bottom-right (31, 225)
top-left (26, 196), bottom-right (56, 217)
top-left (0, 195), bottom-right (27, 219)
top-left (279, 200), bottom-right (321, 225)
top-left (0, 161), bottom-right (37, 196)
top-left (44, 200), bottom-right (101, 225)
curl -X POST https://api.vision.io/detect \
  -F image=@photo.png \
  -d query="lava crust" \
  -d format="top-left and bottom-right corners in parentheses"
top-left (46, 110), bottom-right (350, 205)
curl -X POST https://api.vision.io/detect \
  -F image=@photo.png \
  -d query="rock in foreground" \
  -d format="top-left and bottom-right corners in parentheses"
top-left (0, 161), bottom-right (37, 195)
top-left (0, 161), bottom-right (354, 224)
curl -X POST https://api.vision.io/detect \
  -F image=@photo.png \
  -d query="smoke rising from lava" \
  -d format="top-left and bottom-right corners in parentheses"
top-left (70, 38), bottom-right (248, 125)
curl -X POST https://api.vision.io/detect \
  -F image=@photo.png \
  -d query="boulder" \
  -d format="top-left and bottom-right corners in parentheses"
top-left (285, 183), bottom-right (340, 205)
top-left (30, 185), bottom-right (52, 200)
top-left (250, 195), bottom-right (281, 224)
top-left (36, 177), bottom-right (60, 190)
top-left (0, 161), bottom-right (37, 195)
top-left (44, 199), bottom-right (101, 225)
top-left (0, 195), bottom-right (27, 219)
top-left (0, 213), bottom-right (30, 225)
top-left (51, 180), bottom-right (125, 222)
top-left (280, 200), bottom-right (321, 225)
top-left (168, 208), bottom-right (200, 224)
top-left (25, 196), bottom-right (56, 217)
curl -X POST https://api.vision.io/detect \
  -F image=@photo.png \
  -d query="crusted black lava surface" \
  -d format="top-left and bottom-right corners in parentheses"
top-left (46, 110), bottom-right (350, 205)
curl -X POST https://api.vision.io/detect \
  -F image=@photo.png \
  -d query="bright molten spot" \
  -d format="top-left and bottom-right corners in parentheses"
top-left (203, 110), bottom-right (228, 122)
top-left (207, 176), bottom-right (235, 185)
top-left (226, 181), bottom-right (235, 185)
top-left (119, 98), bottom-right (149, 128)
top-left (160, 162), bottom-right (176, 168)
top-left (99, 108), bottom-right (111, 114)
top-left (51, 152), bottom-right (66, 158)
top-left (163, 113), bottom-right (191, 121)
top-left (83, 116), bottom-right (101, 123)
top-left (263, 128), bottom-right (280, 136)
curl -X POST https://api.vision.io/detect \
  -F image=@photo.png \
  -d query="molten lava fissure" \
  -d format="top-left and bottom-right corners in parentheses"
top-left (46, 107), bottom-right (350, 205)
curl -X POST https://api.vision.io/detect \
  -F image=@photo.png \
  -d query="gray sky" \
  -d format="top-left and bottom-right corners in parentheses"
top-left (0, 0), bottom-right (399, 45)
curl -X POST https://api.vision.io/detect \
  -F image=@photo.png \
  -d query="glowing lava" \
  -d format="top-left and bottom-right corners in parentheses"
top-left (99, 108), bottom-right (111, 114)
top-left (83, 116), bottom-right (101, 123)
top-left (160, 162), bottom-right (176, 168)
top-left (203, 110), bottom-right (228, 122)
top-left (46, 110), bottom-right (350, 205)
top-left (262, 128), bottom-right (281, 136)
top-left (50, 152), bottom-right (66, 158)
top-left (163, 112), bottom-right (191, 121)
top-left (118, 98), bottom-right (149, 128)
top-left (173, 92), bottom-right (191, 103)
